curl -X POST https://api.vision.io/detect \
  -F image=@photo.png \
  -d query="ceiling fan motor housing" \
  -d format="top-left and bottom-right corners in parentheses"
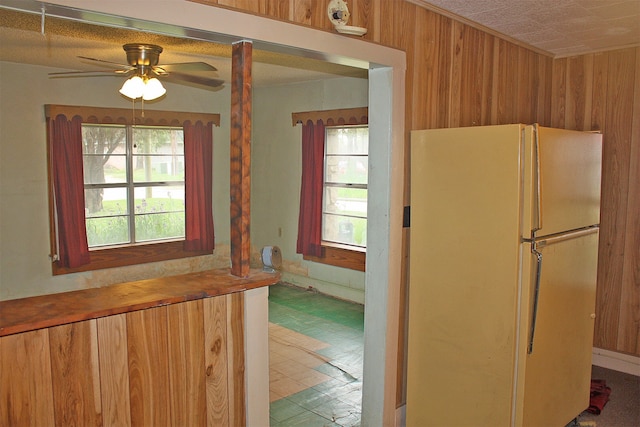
top-left (123, 43), bottom-right (163, 76)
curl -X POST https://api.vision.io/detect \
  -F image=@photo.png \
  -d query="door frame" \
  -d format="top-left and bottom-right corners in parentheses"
top-left (6, 1), bottom-right (406, 423)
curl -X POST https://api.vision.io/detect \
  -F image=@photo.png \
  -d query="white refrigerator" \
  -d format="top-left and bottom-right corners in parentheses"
top-left (407, 124), bottom-right (602, 426)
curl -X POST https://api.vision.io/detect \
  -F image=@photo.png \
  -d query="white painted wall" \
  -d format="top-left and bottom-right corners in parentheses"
top-left (0, 60), bottom-right (232, 300)
top-left (252, 78), bottom-right (369, 303)
top-left (0, 60), bottom-right (369, 303)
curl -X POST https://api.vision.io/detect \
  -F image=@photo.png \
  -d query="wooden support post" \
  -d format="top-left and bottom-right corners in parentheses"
top-left (230, 41), bottom-right (252, 277)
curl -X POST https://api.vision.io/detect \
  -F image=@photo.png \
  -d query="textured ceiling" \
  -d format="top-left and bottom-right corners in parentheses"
top-left (0, 8), bottom-right (367, 89)
top-left (416, 0), bottom-right (640, 57)
top-left (2, 1), bottom-right (638, 90)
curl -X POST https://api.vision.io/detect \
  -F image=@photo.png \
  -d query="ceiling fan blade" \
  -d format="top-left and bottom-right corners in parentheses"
top-left (48, 70), bottom-right (120, 77)
top-left (77, 56), bottom-right (132, 70)
top-left (162, 72), bottom-right (224, 87)
top-left (154, 62), bottom-right (218, 73)
top-left (49, 68), bottom-right (137, 78)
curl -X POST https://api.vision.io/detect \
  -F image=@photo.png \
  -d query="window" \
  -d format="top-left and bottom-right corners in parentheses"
top-left (293, 107), bottom-right (368, 271)
top-left (83, 124), bottom-right (186, 247)
top-left (322, 125), bottom-right (368, 249)
top-left (46, 105), bottom-right (219, 275)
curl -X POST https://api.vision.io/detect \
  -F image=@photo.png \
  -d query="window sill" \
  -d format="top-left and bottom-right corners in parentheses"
top-left (52, 240), bottom-right (210, 275)
top-left (303, 244), bottom-right (365, 272)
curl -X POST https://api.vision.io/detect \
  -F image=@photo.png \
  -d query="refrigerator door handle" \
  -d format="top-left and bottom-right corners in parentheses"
top-left (528, 244), bottom-right (543, 355)
top-left (532, 124), bottom-right (542, 232)
top-left (536, 226), bottom-right (599, 248)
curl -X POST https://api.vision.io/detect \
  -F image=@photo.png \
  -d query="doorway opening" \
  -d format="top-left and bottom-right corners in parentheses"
top-left (6, 2), bottom-right (405, 423)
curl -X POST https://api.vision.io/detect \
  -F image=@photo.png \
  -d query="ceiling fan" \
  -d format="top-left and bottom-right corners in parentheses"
top-left (49, 43), bottom-right (224, 100)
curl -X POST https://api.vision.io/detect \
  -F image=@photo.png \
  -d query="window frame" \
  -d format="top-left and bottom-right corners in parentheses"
top-left (46, 105), bottom-right (219, 275)
top-left (292, 107), bottom-right (368, 271)
top-left (321, 124), bottom-right (368, 251)
top-left (82, 123), bottom-right (186, 248)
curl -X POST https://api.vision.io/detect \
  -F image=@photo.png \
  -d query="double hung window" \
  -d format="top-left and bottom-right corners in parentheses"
top-left (322, 125), bottom-right (368, 249)
top-left (46, 105), bottom-right (218, 275)
top-left (293, 107), bottom-right (368, 271)
top-left (83, 124), bottom-right (185, 247)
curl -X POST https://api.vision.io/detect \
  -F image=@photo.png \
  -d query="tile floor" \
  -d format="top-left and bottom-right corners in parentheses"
top-left (269, 282), bottom-right (364, 427)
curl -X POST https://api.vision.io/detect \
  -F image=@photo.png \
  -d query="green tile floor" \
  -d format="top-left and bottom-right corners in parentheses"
top-left (269, 282), bottom-right (364, 427)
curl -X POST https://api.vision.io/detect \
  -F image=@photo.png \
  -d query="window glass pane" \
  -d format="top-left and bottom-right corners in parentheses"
top-left (134, 185), bottom-right (185, 241)
top-left (85, 187), bottom-right (129, 217)
top-left (322, 214), bottom-right (367, 247)
top-left (325, 155), bottom-right (368, 184)
top-left (133, 185), bottom-right (185, 210)
top-left (135, 212), bottom-right (185, 242)
top-left (82, 125), bottom-right (126, 184)
top-left (324, 187), bottom-right (367, 219)
top-left (85, 187), bottom-right (129, 247)
top-left (86, 216), bottom-right (130, 247)
top-left (326, 127), bottom-right (368, 155)
top-left (133, 127), bottom-right (184, 182)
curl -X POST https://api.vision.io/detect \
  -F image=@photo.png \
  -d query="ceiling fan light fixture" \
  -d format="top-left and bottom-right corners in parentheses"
top-left (142, 77), bottom-right (166, 100)
top-left (119, 75), bottom-right (166, 101)
top-left (119, 75), bottom-right (145, 99)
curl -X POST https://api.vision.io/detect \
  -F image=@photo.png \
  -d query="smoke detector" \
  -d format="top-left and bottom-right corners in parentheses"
top-left (327, 0), bottom-right (367, 36)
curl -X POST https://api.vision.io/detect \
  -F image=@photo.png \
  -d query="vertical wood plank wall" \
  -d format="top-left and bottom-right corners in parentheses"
top-left (0, 294), bottom-right (245, 426)
top-left (198, 0), bottom-right (640, 360)
top-left (550, 48), bottom-right (640, 356)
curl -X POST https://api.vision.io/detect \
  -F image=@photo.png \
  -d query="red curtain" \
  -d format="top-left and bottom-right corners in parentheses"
top-left (184, 120), bottom-right (215, 252)
top-left (49, 114), bottom-right (90, 268)
top-left (296, 119), bottom-right (325, 257)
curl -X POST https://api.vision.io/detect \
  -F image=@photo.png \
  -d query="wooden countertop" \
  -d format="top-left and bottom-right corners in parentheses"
top-left (0, 268), bottom-right (280, 337)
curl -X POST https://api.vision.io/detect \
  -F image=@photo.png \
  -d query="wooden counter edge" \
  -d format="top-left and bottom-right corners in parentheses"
top-left (0, 268), bottom-right (280, 337)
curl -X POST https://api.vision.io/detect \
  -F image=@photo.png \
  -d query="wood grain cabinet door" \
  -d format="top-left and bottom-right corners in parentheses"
top-left (0, 293), bottom-right (247, 427)
top-left (0, 329), bottom-right (55, 426)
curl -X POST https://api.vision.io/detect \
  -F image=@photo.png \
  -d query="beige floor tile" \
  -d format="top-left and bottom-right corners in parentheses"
top-left (270, 375), bottom-right (308, 398)
top-left (269, 323), bottom-right (329, 351)
top-left (295, 351), bottom-right (328, 368)
top-left (271, 359), bottom-right (309, 378)
top-left (269, 351), bottom-right (288, 366)
top-left (269, 389), bottom-right (286, 403)
top-left (297, 369), bottom-right (332, 387)
top-left (269, 369), bottom-right (286, 382)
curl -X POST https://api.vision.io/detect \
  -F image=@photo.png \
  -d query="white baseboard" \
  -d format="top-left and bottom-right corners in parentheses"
top-left (279, 273), bottom-right (365, 304)
top-left (592, 347), bottom-right (640, 376)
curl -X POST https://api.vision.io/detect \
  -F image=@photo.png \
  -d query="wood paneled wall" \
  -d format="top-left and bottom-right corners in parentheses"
top-left (550, 47), bottom-right (640, 356)
top-left (192, 0), bottom-right (639, 397)
top-left (0, 294), bottom-right (245, 426)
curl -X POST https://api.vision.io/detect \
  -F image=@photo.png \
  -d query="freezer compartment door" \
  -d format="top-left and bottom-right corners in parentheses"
top-left (533, 126), bottom-right (602, 235)
top-left (520, 229), bottom-right (598, 427)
